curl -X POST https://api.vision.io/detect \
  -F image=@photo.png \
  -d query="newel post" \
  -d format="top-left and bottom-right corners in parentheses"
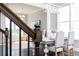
top-left (34, 26), bottom-right (42, 56)
top-left (5, 28), bottom-right (8, 56)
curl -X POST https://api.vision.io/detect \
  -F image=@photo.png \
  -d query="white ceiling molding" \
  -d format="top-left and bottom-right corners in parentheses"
top-left (26, 3), bottom-right (59, 14)
top-left (47, 3), bottom-right (70, 8)
top-left (25, 3), bottom-right (47, 9)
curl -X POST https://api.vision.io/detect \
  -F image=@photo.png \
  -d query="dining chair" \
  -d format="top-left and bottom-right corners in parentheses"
top-left (48, 31), bottom-right (64, 56)
top-left (67, 31), bottom-right (75, 56)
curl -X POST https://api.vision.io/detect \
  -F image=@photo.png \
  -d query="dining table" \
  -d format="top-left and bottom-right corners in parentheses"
top-left (39, 36), bottom-right (68, 56)
top-left (40, 37), bottom-right (55, 56)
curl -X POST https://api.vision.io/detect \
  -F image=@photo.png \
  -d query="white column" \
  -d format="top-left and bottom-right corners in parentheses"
top-left (47, 6), bottom-right (51, 37)
top-left (46, 5), bottom-right (58, 37)
top-left (69, 4), bottom-right (72, 32)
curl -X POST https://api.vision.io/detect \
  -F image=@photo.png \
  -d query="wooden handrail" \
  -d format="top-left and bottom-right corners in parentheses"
top-left (0, 28), bottom-right (5, 33)
top-left (0, 3), bottom-right (35, 39)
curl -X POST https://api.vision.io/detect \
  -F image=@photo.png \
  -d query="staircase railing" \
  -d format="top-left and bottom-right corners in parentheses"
top-left (0, 3), bottom-right (42, 56)
top-left (0, 3), bottom-right (35, 38)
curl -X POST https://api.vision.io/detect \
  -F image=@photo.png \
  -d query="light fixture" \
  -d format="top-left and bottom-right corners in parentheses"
top-left (19, 14), bottom-right (25, 18)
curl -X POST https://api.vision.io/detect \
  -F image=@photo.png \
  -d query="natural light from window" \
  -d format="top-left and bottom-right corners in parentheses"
top-left (58, 3), bottom-right (79, 40)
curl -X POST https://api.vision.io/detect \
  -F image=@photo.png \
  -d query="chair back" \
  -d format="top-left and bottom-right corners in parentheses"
top-left (55, 31), bottom-right (64, 47)
top-left (68, 31), bottom-right (74, 45)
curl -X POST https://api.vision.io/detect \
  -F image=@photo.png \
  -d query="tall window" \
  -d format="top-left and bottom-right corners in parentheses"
top-left (57, 6), bottom-right (70, 37)
top-left (71, 4), bottom-right (79, 40)
top-left (58, 4), bottom-right (79, 40)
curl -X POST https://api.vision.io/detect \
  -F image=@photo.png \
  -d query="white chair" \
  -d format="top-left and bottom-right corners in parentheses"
top-left (48, 31), bottom-right (64, 56)
top-left (67, 31), bottom-right (74, 56)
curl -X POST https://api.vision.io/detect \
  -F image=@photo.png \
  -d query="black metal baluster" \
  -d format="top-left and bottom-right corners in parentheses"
top-left (10, 20), bottom-right (12, 56)
top-left (5, 28), bottom-right (8, 56)
top-left (19, 28), bottom-right (21, 56)
top-left (2, 33), bottom-right (3, 56)
top-left (28, 35), bottom-right (30, 56)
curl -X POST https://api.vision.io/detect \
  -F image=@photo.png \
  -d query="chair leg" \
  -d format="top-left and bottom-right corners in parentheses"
top-left (55, 51), bottom-right (57, 56)
top-left (61, 51), bottom-right (64, 56)
top-left (72, 49), bottom-right (74, 56)
top-left (67, 50), bottom-right (70, 56)
top-left (67, 48), bottom-right (74, 56)
top-left (70, 48), bottom-right (74, 56)
top-left (59, 51), bottom-right (64, 56)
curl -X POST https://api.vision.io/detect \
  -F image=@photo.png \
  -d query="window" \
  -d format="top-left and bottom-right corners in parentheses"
top-left (57, 6), bottom-right (69, 22)
top-left (57, 6), bottom-right (70, 37)
top-left (71, 21), bottom-right (79, 39)
top-left (58, 4), bottom-right (79, 40)
top-left (58, 22), bottom-right (69, 37)
top-left (71, 4), bottom-right (79, 40)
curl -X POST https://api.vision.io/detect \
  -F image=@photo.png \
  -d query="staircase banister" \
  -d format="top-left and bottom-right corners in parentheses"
top-left (0, 3), bottom-right (35, 39)
top-left (0, 28), bottom-right (5, 33)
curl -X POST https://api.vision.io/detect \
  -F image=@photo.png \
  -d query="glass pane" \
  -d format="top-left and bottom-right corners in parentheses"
top-left (0, 32), bottom-right (4, 56)
top-left (57, 6), bottom-right (69, 22)
top-left (71, 4), bottom-right (79, 21)
top-left (21, 31), bottom-right (34, 56)
top-left (12, 23), bottom-right (19, 56)
top-left (28, 37), bottom-right (35, 56)
top-left (21, 30), bottom-right (27, 56)
top-left (57, 22), bottom-right (69, 37)
top-left (71, 22), bottom-right (79, 40)
top-left (1, 13), bottom-right (6, 30)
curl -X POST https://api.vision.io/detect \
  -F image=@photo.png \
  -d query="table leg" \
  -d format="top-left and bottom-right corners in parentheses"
top-left (44, 44), bottom-right (49, 56)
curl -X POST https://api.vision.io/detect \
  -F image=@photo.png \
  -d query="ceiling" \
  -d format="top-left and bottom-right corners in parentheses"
top-left (5, 3), bottom-right (43, 15)
top-left (5, 3), bottom-right (70, 15)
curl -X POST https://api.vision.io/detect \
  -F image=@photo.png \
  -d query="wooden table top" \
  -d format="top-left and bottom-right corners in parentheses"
top-left (40, 40), bottom-right (55, 45)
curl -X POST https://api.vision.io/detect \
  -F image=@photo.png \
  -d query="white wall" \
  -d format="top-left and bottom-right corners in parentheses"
top-left (26, 10), bottom-right (57, 32)
top-left (50, 13), bottom-right (57, 31)
top-left (27, 10), bottom-right (47, 31)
